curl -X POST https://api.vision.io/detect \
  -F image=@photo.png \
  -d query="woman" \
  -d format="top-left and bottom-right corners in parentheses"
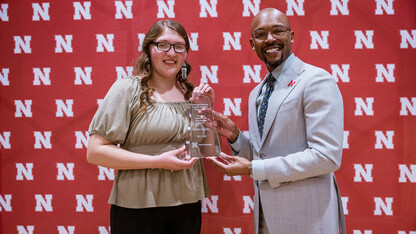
top-left (87, 20), bottom-right (213, 234)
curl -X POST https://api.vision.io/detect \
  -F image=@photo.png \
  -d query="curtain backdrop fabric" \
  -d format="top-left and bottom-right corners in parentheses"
top-left (0, 0), bottom-right (415, 233)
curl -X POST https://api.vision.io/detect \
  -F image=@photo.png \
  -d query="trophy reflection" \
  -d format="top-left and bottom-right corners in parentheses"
top-left (186, 92), bottom-right (221, 158)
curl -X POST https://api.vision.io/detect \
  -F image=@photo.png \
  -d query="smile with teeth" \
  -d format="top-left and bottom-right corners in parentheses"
top-left (164, 60), bottom-right (176, 64)
top-left (265, 47), bottom-right (279, 54)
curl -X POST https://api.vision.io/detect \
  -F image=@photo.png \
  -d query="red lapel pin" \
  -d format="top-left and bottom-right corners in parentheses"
top-left (288, 80), bottom-right (296, 87)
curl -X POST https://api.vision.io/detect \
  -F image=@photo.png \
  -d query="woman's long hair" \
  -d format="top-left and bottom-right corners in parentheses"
top-left (135, 20), bottom-right (194, 114)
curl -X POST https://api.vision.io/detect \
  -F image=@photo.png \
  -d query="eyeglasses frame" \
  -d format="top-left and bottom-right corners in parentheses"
top-left (251, 25), bottom-right (292, 41)
top-left (150, 41), bottom-right (187, 53)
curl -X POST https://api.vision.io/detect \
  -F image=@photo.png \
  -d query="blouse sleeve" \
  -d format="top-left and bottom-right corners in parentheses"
top-left (88, 77), bottom-right (140, 145)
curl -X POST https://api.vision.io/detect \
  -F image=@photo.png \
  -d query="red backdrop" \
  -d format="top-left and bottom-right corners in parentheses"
top-left (1, 0), bottom-right (415, 233)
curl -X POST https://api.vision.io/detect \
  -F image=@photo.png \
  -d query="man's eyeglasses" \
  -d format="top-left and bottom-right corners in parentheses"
top-left (252, 26), bottom-right (291, 41)
top-left (150, 42), bottom-right (187, 53)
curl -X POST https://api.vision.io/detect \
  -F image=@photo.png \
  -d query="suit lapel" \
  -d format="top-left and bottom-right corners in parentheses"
top-left (261, 56), bottom-right (305, 144)
top-left (249, 84), bottom-right (263, 145)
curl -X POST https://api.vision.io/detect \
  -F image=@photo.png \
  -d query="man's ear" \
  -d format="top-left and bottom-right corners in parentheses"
top-left (290, 31), bottom-right (295, 44)
top-left (249, 38), bottom-right (255, 50)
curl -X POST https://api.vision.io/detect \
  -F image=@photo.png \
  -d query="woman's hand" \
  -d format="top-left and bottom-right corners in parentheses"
top-left (191, 83), bottom-right (215, 107)
top-left (156, 146), bottom-right (199, 170)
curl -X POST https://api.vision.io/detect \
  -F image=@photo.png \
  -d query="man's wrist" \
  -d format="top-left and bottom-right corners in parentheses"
top-left (228, 129), bottom-right (239, 143)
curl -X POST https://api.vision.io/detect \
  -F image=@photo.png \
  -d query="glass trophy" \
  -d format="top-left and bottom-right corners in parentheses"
top-left (185, 92), bottom-right (221, 158)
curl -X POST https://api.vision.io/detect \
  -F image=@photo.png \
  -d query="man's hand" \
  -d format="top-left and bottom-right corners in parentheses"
top-left (207, 153), bottom-right (252, 176)
top-left (212, 111), bottom-right (239, 143)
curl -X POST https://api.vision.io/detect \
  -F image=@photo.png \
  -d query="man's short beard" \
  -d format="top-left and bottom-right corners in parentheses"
top-left (265, 55), bottom-right (284, 70)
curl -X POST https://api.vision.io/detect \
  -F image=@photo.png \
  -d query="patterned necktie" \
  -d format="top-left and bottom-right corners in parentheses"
top-left (258, 74), bottom-right (276, 138)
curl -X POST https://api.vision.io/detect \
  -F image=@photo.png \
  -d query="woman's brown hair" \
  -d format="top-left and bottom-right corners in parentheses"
top-left (135, 20), bottom-right (194, 114)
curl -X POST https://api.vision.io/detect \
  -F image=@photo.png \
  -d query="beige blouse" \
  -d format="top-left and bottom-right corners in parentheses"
top-left (88, 76), bottom-right (209, 209)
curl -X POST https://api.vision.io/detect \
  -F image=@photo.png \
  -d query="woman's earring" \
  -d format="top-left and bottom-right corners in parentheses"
top-left (145, 59), bottom-right (151, 71)
top-left (181, 63), bottom-right (187, 80)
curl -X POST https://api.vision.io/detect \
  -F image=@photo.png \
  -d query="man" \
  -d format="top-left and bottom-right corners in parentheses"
top-left (208, 8), bottom-right (346, 234)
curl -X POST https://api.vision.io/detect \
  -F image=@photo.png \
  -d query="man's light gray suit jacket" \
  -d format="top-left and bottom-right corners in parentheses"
top-left (237, 55), bottom-right (346, 234)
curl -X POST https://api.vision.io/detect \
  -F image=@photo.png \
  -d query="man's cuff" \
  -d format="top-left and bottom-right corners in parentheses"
top-left (228, 130), bottom-right (244, 153)
top-left (251, 160), bottom-right (267, 180)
